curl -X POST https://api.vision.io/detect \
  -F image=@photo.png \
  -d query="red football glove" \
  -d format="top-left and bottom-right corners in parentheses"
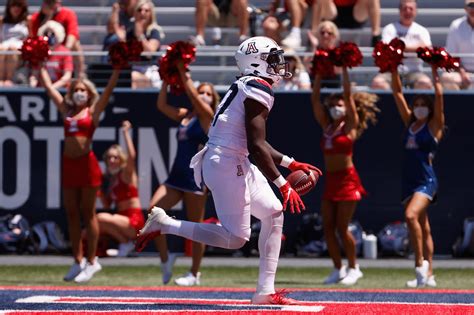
top-left (288, 160), bottom-right (322, 176)
top-left (279, 181), bottom-right (306, 214)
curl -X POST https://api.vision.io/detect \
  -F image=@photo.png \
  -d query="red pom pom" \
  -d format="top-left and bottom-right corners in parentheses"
top-left (372, 38), bottom-right (405, 73)
top-left (417, 46), bottom-right (460, 72)
top-left (310, 49), bottom-right (335, 78)
top-left (127, 38), bottom-right (143, 63)
top-left (158, 41), bottom-right (196, 95)
top-left (20, 36), bottom-right (50, 69)
top-left (330, 42), bottom-right (363, 68)
top-left (108, 41), bottom-right (129, 69)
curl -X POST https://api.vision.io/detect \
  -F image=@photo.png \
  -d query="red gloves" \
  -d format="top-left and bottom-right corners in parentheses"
top-left (288, 160), bottom-right (322, 176)
top-left (279, 181), bottom-right (305, 214)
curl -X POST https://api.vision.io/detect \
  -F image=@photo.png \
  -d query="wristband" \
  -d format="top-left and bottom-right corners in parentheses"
top-left (272, 175), bottom-right (287, 188)
top-left (280, 155), bottom-right (295, 168)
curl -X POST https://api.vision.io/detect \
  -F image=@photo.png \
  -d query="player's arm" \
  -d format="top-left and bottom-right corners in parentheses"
top-left (245, 98), bottom-right (304, 213)
top-left (266, 143), bottom-right (322, 176)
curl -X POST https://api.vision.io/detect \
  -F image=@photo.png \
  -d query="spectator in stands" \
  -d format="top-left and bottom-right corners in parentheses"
top-left (29, 0), bottom-right (86, 78)
top-left (309, 21), bottom-right (341, 88)
top-left (312, 65), bottom-right (379, 286)
top-left (149, 61), bottom-right (219, 286)
top-left (310, 0), bottom-right (381, 48)
top-left (390, 64), bottom-right (443, 288)
top-left (0, 0), bottom-right (29, 87)
top-left (274, 50), bottom-right (311, 90)
top-left (29, 20), bottom-right (73, 88)
top-left (441, 0), bottom-right (474, 90)
top-left (39, 62), bottom-right (121, 283)
top-left (127, 0), bottom-right (163, 89)
top-left (191, 0), bottom-right (249, 46)
top-left (371, 0), bottom-right (432, 90)
top-left (103, 0), bottom-right (138, 51)
top-left (98, 120), bottom-right (144, 258)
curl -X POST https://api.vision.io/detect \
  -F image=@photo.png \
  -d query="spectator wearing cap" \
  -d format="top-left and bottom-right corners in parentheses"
top-left (441, 0), bottom-right (474, 90)
top-left (0, 0), bottom-right (29, 87)
top-left (371, 0), bottom-right (432, 90)
top-left (29, 20), bottom-right (73, 89)
top-left (29, 0), bottom-right (85, 78)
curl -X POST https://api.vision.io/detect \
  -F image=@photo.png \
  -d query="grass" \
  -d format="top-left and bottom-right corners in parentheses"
top-left (0, 265), bottom-right (473, 289)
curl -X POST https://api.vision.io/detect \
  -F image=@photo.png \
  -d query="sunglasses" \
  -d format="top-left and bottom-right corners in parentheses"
top-left (466, 2), bottom-right (474, 8)
top-left (320, 30), bottom-right (334, 36)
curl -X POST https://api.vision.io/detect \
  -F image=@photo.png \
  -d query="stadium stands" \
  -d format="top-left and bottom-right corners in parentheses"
top-left (0, 0), bottom-right (467, 87)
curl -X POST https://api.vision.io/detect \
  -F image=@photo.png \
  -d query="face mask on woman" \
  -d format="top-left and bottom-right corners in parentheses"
top-left (198, 93), bottom-right (213, 106)
top-left (107, 166), bottom-right (121, 175)
top-left (329, 106), bottom-right (346, 120)
top-left (72, 91), bottom-right (88, 106)
top-left (413, 106), bottom-right (429, 120)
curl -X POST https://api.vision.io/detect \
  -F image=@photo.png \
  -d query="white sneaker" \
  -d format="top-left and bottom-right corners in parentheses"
top-left (161, 252), bottom-right (177, 284)
top-left (174, 271), bottom-right (201, 286)
top-left (74, 258), bottom-right (102, 283)
top-left (281, 31), bottom-right (301, 49)
top-left (63, 258), bottom-right (86, 282)
top-left (117, 241), bottom-right (135, 257)
top-left (340, 265), bottom-right (363, 285)
top-left (406, 275), bottom-right (437, 288)
top-left (323, 265), bottom-right (347, 284)
top-left (414, 260), bottom-right (429, 287)
top-left (135, 207), bottom-right (169, 252)
top-left (189, 34), bottom-right (206, 46)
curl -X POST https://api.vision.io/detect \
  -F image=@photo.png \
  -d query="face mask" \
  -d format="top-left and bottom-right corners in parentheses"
top-left (413, 106), bottom-right (429, 120)
top-left (329, 106), bottom-right (346, 120)
top-left (73, 91), bottom-right (88, 106)
top-left (198, 93), bottom-right (213, 106)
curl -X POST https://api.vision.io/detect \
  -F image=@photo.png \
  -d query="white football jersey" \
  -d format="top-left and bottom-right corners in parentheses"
top-left (207, 75), bottom-right (274, 155)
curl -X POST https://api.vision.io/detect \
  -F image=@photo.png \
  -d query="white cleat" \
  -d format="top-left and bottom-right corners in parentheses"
top-left (323, 265), bottom-right (347, 284)
top-left (63, 258), bottom-right (86, 282)
top-left (414, 260), bottom-right (429, 287)
top-left (340, 265), bottom-right (363, 286)
top-left (406, 275), bottom-right (437, 288)
top-left (174, 271), bottom-right (201, 286)
top-left (135, 207), bottom-right (169, 252)
top-left (161, 252), bottom-right (178, 285)
top-left (74, 258), bottom-right (102, 283)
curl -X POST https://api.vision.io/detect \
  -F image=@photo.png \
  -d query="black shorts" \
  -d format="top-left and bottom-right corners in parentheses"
top-left (334, 5), bottom-right (366, 29)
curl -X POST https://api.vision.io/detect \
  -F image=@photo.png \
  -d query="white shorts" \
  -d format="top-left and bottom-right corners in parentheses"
top-left (202, 145), bottom-right (283, 240)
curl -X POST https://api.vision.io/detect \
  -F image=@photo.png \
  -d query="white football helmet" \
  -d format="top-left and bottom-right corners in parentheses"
top-left (235, 36), bottom-right (292, 85)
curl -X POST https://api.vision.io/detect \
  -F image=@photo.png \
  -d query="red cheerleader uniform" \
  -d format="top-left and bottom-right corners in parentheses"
top-left (320, 122), bottom-right (366, 201)
top-left (107, 173), bottom-right (145, 231)
top-left (62, 108), bottom-right (102, 188)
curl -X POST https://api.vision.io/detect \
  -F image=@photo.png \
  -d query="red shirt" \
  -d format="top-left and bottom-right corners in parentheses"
top-left (45, 45), bottom-right (73, 83)
top-left (334, 0), bottom-right (357, 7)
top-left (30, 7), bottom-right (79, 41)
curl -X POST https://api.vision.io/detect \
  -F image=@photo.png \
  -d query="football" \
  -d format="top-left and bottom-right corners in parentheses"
top-left (286, 169), bottom-right (319, 196)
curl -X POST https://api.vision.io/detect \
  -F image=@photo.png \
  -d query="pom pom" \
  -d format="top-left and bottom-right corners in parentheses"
top-left (372, 38), bottom-right (405, 73)
top-left (127, 38), bottom-right (144, 63)
top-left (158, 41), bottom-right (196, 95)
top-left (330, 42), bottom-right (363, 68)
top-left (20, 36), bottom-right (50, 69)
top-left (108, 41), bottom-right (129, 69)
top-left (310, 49), bottom-right (335, 78)
top-left (417, 46), bottom-right (460, 72)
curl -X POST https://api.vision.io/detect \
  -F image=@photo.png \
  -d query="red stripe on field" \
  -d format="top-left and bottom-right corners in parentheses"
top-left (57, 297), bottom-right (251, 305)
top-left (2, 285), bottom-right (474, 294)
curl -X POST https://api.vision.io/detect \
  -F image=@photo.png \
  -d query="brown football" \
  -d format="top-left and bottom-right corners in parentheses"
top-left (286, 169), bottom-right (319, 196)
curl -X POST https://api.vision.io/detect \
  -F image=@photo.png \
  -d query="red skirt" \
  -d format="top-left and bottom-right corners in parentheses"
top-left (119, 208), bottom-right (145, 231)
top-left (62, 151), bottom-right (102, 188)
top-left (323, 166), bottom-right (367, 201)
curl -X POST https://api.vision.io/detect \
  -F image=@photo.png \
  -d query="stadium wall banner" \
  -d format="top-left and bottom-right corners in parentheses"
top-left (1, 89), bottom-right (473, 255)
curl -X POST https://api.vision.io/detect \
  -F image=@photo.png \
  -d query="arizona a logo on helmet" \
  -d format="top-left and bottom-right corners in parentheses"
top-left (245, 41), bottom-right (259, 55)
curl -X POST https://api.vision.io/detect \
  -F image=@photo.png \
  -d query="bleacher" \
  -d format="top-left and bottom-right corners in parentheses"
top-left (0, 0), bottom-right (466, 88)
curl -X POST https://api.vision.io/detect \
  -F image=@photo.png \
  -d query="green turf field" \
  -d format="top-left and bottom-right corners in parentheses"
top-left (1, 265), bottom-right (473, 289)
